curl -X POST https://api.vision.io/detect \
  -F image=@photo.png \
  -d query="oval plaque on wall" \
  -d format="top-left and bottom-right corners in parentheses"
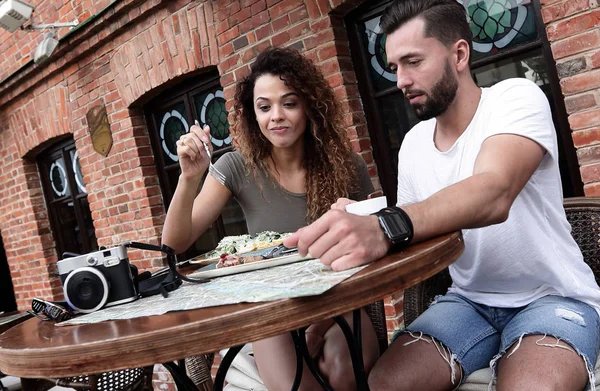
top-left (86, 105), bottom-right (113, 157)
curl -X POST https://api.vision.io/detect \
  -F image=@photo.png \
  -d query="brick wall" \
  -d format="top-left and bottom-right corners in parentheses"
top-left (542, 0), bottom-right (600, 194)
top-left (0, 0), bottom-right (383, 388)
top-left (2, 0), bottom-right (598, 387)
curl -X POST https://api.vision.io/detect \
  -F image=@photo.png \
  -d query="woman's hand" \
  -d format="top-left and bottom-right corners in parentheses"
top-left (176, 124), bottom-right (212, 181)
top-left (331, 197), bottom-right (356, 211)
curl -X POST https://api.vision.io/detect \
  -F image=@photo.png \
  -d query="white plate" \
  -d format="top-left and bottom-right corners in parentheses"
top-left (188, 254), bottom-right (221, 266)
top-left (188, 253), bottom-right (314, 279)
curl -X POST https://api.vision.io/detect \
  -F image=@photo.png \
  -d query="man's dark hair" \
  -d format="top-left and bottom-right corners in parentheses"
top-left (380, 0), bottom-right (473, 55)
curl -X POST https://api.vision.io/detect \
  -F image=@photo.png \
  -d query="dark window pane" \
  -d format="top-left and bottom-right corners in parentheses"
top-left (465, 0), bottom-right (538, 60)
top-left (157, 102), bottom-right (189, 167)
top-left (79, 198), bottom-right (98, 251)
top-left (378, 93), bottom-right (419, 177)
top-left (193, 88), bottom-right (232, 152)
top-left (472, 48), bottom-right (548, 87)
top-left (54, 201), bottom-right (82, 255)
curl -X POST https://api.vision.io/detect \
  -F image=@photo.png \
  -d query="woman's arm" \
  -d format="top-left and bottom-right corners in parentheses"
top-left (162, 175), bottom-right (232, 254)
top-left (161, 124), bottom-right (233, 254)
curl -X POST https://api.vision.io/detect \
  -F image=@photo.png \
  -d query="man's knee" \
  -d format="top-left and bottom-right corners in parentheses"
top-left (368, 361), bottom-right (397, 391)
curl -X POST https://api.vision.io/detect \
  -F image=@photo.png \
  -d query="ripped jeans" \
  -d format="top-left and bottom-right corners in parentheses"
top-left (393, 294), bottom-right (600, 390)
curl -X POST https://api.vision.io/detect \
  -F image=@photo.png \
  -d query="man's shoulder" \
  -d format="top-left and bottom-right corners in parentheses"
top-left (486, 78), bottom-right (545, 100)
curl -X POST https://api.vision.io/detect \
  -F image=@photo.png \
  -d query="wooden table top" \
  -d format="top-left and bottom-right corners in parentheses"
top-left (0, 231), bottom-right (463, 378)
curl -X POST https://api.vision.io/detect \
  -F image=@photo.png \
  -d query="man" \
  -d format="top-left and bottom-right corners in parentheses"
top-left (284, 0), bottom-right (600, 389)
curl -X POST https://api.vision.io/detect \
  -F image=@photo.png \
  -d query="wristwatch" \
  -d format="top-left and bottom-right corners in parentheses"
top-left (372, 206), bottom-right (414, 252)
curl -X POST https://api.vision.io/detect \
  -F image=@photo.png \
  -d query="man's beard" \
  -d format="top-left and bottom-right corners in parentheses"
top-left (408, 62), bottom-right (458, 121)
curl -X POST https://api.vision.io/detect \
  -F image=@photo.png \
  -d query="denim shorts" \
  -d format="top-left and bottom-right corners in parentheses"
top-left (393, 293), bottom-right (600, 387)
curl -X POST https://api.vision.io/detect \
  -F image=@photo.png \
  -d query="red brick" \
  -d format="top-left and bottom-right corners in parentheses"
top-left (216, 19), bottom-right (230, 35)
top-left (560, 69), bottom-right (600, 95)
top-left (269, 0), bottom-right (299, 18)
top-left (580, 161), bottom-right (600, 183)
top-left (565, 93), bottom-right (597, 114)
top-left (230, 7), bottom-right (252, 25)
top-left (255, 24), bottom-right (272, 41)
top-left (541, 0), bottom-right (590, 23)
top-left (592, 50), bottom-right (600, 69)
top-left (569, 108), bottom-right (600, 130)
top-left (551, 30), bottom-right (600, 59)
top-left (289, 6), bottom-right (308, 24)
top-left (546, 10), bottom-right (600, 41)
top-left (317, 42), bottom-right (350, 62)
top-left (251, 0), bottom-right (267, 14)
top-left (303, 0), bottom-right (320, 18)
top-left (583, 182), bottom-right (600, 196)
top-left (219, 42), bottom-right (234, 58)
top-left (217, 25), bottom-right (240, 46)
top-left (288, 20), bottom-right (310, 40)
top-left (272, 14), bottom-right (290, 31)
top-left (272, 31), bottom-right (290, 46)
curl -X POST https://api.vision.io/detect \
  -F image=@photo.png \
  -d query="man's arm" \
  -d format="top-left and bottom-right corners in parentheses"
top-left (285, 133), bottom-right (545, 270)
top-left (405, 133), bottom-right (545, 242)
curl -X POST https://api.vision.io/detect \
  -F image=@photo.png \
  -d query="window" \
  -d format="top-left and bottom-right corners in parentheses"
top-left (38, 138), bottom-right (98, 258)
top-left (347, 0), bottom-right (582, 205)
top-left (146, 70), bottom-right (247, 261)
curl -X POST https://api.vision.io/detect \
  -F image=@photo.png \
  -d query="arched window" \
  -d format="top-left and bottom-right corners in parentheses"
top-left (38, 138), bottom-right (98, 257)
top-left (145, 71), bottom-right (247, 261)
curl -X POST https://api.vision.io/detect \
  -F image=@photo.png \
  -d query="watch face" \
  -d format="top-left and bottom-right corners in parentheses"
top-left (380, 213), bottom-right (410, 242)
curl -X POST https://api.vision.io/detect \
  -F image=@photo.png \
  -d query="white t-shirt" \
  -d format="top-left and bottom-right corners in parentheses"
top-left (396, 78), bottom-right (600, 314)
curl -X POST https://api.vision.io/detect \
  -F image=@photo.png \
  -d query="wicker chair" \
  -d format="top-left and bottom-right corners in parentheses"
top-left (20, 367), bottom-right (154, 391)
top-left (402, 196), bottom-right (600, 389)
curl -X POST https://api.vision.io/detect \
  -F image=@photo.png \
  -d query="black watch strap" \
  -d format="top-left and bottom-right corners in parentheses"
top-left (373, 206), bottom-right (414, 251)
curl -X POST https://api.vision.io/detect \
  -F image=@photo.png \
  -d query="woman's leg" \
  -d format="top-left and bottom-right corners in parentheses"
top-left (318, 309), bottom-right (381, 391)
top-left (254, 309), bottom-right (379, 391)
top-left (254, 332), bottom-right (323, 391)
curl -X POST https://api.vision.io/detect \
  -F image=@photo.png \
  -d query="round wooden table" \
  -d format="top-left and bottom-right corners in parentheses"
top-left (0, 232), bottom-right (463, 383)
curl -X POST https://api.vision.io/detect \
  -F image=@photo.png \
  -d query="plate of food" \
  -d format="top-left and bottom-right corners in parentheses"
top-left (189, 244), bottom-right (314, 279)
top-left (189, 231), bottom-right (293, 265)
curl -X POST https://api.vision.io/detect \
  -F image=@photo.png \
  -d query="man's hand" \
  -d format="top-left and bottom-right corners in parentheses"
top-left (284, 209), bottom-right (391, 271)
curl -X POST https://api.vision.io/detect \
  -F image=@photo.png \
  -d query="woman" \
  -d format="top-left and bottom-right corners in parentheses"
top-left (162, 47), bottom-right (379, 390)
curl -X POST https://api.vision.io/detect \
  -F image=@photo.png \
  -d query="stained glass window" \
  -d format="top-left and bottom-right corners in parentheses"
top-left (361, 0), bottom-right (538, 90)
top-left (362, 15), bottom-right (397, 91)
top-left (193, 88), bottom-right (231, 151)
top-left (462, 0), bottom-right (538, 60)
top-left (70, 150), bottom-right (86, 194)
top-left (49, 156), bottom-right (70, 199)
top-left (158, 102), bottom-right (189, 166)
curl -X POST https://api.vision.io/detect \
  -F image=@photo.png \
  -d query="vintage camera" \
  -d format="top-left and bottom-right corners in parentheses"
top-left (57, 246), bottom-right (138, 313)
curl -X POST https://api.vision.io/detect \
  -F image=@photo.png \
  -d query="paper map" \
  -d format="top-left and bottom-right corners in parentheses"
top-left (59, 259), bottom-right (365, 326)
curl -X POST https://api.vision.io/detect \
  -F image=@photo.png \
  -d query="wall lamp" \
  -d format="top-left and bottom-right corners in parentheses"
top-left (0, 0), bottom-right (79, 64)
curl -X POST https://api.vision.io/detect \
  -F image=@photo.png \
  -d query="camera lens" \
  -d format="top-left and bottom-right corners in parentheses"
top-left (63, 267), bottom-right (109, 313)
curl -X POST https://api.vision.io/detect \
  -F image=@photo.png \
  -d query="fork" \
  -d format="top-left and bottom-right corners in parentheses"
top-left (194, 120), bottom-right (226, 185)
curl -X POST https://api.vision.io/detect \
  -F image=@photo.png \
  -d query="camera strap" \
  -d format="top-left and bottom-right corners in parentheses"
top-left (124, 242), bottom-right (209, 298)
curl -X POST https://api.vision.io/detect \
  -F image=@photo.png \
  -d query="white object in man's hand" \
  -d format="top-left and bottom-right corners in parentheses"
top-left (344, 196), bottom-right (387, 216)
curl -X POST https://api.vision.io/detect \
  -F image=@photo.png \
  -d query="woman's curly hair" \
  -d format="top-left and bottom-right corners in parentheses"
top-left (231, 47), bottom-right (359, 223)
